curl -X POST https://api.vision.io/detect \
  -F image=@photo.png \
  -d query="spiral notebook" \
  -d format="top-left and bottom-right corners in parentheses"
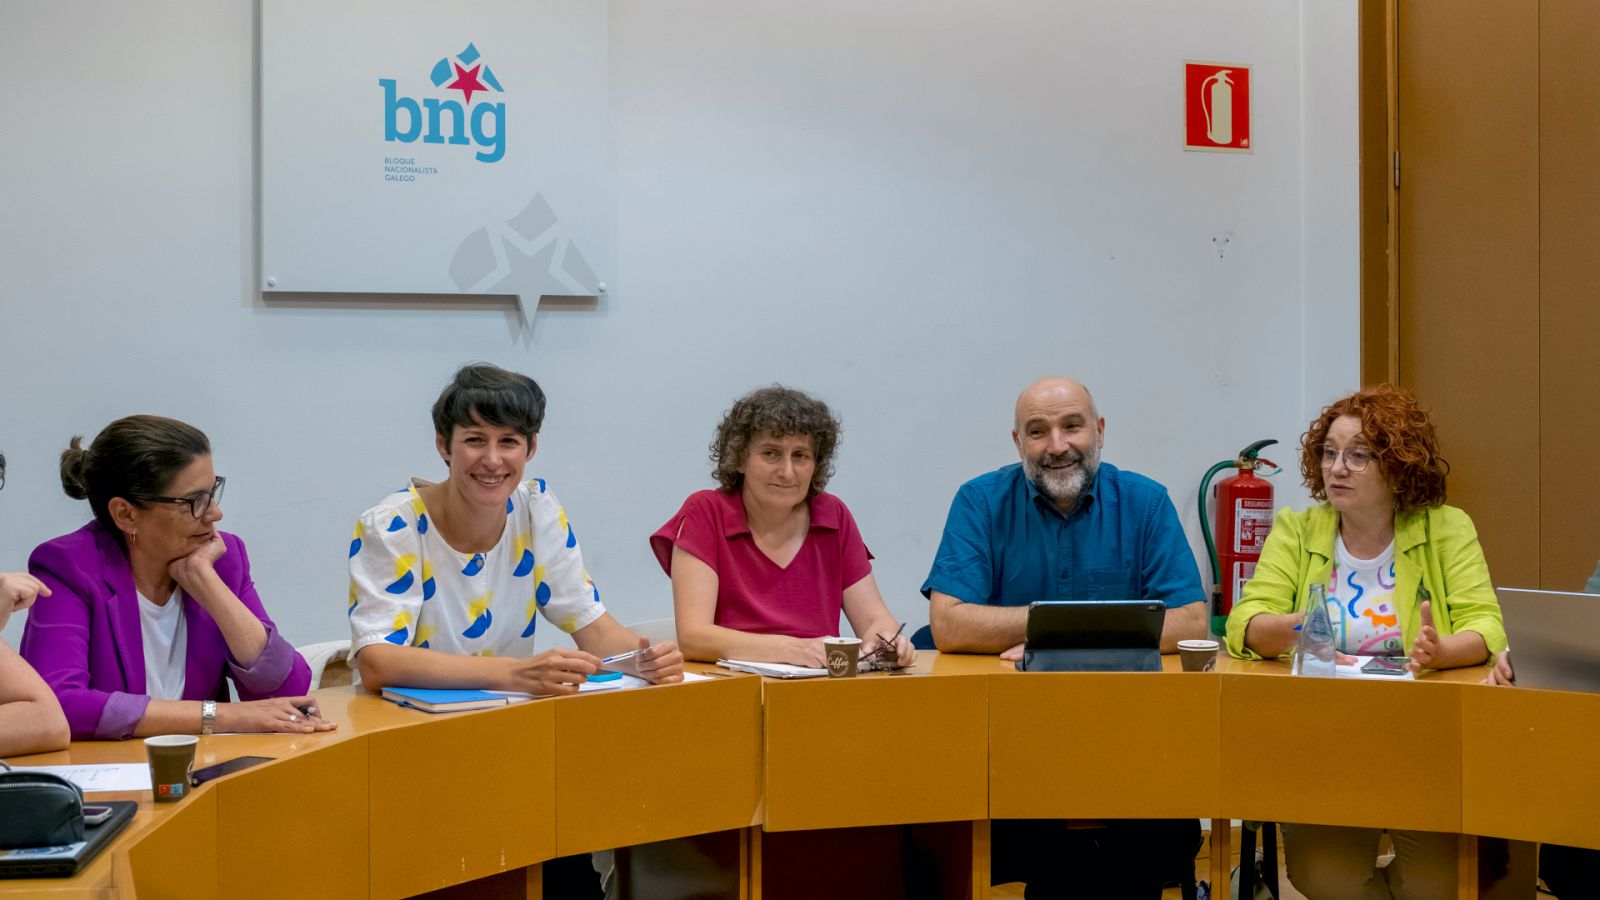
top-left (380, 687), bottom-right (508, 713)
top-left (716, 659), bottom-right (828, 679)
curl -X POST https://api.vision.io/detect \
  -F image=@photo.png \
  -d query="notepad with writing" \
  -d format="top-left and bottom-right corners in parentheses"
top-left (381, 687), bottom-right (509, 713)
top-left (716, 659), bottom-right (829, 679)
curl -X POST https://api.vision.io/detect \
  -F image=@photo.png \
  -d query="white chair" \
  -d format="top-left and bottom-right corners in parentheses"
top-left (296, 639), bottom-right (358, 688)
top-left (626, 618), bottom-right (677, 645)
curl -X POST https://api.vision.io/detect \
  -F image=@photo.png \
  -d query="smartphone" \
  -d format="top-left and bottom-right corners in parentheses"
top-left (83, 805), bottom-right (114, 826)
top-left (597, 649), bottom-right (643, 679)
top-left (191, 755), bottom-right (274, 785)
top-left (1360, 655), bottom-right (1411, 677)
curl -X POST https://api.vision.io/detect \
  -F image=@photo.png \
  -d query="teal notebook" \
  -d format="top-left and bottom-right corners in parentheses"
top-left (380, 687), bottom-right (508, 713)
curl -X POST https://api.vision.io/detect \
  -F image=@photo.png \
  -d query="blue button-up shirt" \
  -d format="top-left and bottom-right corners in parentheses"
top-left (921, 462), bottom-right (1204, 609)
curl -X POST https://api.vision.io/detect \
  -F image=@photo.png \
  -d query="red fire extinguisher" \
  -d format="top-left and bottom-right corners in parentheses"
top-left (1199, 440), bottom-right (1280, 637)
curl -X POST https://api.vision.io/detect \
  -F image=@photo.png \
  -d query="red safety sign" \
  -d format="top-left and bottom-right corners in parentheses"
top-left (1185, 61), bottom-right (1251, 152)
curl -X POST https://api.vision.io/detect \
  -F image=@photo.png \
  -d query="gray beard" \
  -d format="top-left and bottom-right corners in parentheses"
top-left (1024, 446), bottom-right (1100, 508)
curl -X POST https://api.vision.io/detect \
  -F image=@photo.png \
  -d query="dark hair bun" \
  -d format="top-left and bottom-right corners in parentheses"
top-left (59, 436), bottom-right (92, 500)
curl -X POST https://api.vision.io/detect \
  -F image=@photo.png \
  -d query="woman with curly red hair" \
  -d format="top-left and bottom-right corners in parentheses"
top-left (1227, 385), bottom-right (1504, 667)
top-left (1226, 385), bottom-right (1508, 899)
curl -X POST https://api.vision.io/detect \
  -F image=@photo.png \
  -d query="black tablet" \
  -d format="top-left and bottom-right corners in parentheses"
top-left (1020, 600), bottom-right (1165, 672)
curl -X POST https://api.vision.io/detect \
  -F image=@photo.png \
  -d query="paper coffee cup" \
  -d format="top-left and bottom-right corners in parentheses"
top-left (145, 735), bottom-right (199, 802)
top-left (823, 637), bottom-right (862, 678)
top-left (1177, 639), bottom-right (1220, 673)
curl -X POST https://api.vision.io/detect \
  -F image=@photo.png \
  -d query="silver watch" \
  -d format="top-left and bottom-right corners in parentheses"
top-left (201, 700), bottom-right (217, 736)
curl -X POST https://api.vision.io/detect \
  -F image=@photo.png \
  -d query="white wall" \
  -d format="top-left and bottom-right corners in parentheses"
top-left (0, 0), bottom-right (1359, 650)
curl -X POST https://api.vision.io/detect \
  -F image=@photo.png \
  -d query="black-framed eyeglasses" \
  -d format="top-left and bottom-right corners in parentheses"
top-left (0, 451), bottom-right (6, 492)
top-left (860, 622), bottom-right (908, 671)
top-left (146, 476), bottom-right (226, 519)
top-left (1318, 445), bottom-right (1376, 474)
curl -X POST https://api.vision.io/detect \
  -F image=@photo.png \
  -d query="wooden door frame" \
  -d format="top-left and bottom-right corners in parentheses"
top-left (1358, 0), bottom-right (1400, 386)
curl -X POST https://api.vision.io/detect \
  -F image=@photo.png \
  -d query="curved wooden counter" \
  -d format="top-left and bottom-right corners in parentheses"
top-left (4, 653), bottom-right (1596, 899)
top-left (4, 670), bottom-right (760, 900)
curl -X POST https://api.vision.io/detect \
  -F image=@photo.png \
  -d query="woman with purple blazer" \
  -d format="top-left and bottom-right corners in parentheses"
top-left (21, 416), bottom-right (333, 741)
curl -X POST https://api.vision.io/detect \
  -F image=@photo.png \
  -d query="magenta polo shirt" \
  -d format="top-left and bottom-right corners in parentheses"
top-left (650, 489), bottom-right (873, 639)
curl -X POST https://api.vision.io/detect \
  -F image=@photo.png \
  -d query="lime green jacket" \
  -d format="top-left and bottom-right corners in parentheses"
top-left (1224, 503), bottom-right (1506, 661)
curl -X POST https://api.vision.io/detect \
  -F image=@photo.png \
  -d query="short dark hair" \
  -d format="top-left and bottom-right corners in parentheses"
top-left (709, 386), bottom-right (839, 496)
top-left (59, 416), bottom-right (212, 533)
top-left (432, 363), bottom-right (546, 445)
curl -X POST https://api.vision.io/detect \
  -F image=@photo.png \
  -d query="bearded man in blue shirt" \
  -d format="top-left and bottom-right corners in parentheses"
top-left (919, 376), bottom-right (1206, 899)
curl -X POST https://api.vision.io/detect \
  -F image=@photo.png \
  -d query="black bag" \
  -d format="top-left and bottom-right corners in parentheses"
top-left (0, 763), bottom-right (86, 849)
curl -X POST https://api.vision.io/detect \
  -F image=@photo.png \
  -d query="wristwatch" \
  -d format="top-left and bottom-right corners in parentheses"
top-left (201, 700), bottom-right (217, 736)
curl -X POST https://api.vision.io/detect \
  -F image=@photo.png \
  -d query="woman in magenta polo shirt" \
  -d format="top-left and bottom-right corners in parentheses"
top-left (652, 386), bottom-right (915, 667)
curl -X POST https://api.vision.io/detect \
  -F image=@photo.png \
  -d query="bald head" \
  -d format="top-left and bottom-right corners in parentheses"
top-left (1014, 377), bottom-right (1098, 431)
top-left (1012, 377), bottom-right (1104, 513)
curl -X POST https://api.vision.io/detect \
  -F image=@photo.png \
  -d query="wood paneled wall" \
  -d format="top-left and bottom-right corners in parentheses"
top-left (1370, 0), bottom-right (1600, 591)
top-left (1537, 1), bottom-right (1600, 591)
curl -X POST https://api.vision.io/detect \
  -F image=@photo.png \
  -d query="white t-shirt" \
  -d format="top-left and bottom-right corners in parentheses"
top-left (347, 478), bottom-right (607, 659)
top-left (139, 591), bottom-right (188, 701)
top-left (1325, 535), bottom-right (1404, 655)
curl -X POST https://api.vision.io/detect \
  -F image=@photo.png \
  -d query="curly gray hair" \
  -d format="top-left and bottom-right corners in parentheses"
top-left (709, 386), bottom-right (839, 496)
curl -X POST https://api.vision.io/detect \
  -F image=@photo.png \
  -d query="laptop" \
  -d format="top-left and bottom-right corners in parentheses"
top-left (0, 800), bottom-right (137, 879)
top-left (1497, 587), bottom-right (1600, 693)
top-left (1018, 600), bottom-right (1166, 672)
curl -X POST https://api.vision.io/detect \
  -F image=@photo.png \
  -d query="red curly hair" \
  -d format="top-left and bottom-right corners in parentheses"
top-left (1300, 385), bottom-right (1450, 513)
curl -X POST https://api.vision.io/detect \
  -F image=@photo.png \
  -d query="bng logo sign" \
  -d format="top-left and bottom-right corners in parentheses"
top-left (380, 43), bottom-right (505, 163)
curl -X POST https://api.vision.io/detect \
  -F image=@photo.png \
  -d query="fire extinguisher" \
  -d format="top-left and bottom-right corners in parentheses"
top-left (1199, 439), bottom-right (1280, 637)
top-left (1202, 69), bottom-right (1234, 145)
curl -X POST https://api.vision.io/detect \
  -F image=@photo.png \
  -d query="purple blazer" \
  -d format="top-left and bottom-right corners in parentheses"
top-left (21, 521), bottom-right (311, 740)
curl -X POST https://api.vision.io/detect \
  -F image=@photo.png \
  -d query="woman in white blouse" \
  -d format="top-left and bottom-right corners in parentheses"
top-left (348, 363), bottom-right (684, 694)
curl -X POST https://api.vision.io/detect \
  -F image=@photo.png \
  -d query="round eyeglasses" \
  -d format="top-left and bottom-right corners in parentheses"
top-left (1319, 446), bottom-right (1375, 473)
top-left (146, 476), bottom-right (226, 519)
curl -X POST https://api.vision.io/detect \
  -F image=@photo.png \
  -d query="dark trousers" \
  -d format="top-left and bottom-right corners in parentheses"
top-left (1541, 843), bottom-right (1600, 899)
top-left (991, 818), bottom-right (1202, 900)
top-left (543, 851), bottom-right (602, 899)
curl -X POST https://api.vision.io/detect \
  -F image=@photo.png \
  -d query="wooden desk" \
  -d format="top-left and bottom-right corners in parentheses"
top-left (1220, 668), bottom-right (1464, 833)
top-left (3, 722), bottom-right (356, 900)
top-left (1461, 684), bottom-right (1600, 849)
top-left (3, 673), bottom-right (754, 900)
top-left (554, 672), bottom-right (761, 855)
top-left (762, 653), bottom-right (989, 831)
top-left (6, 653), bottom-right (1596, 900)
top-left (990, 656), bottom-right (1222, 820)
top-left (365, 698), bottom-right (552, 899)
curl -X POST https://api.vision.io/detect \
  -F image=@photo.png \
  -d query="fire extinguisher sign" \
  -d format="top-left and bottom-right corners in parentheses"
top-left (1233, 498), bottom-right (1273, 553)
top-left (1184, 61), bottom-right (1251, 152)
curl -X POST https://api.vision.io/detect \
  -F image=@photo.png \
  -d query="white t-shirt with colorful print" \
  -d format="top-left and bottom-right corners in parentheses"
top-left (347, 477), bottom-right (607, 660)
top-left (1324, 535), bottom-right (1404, 656)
